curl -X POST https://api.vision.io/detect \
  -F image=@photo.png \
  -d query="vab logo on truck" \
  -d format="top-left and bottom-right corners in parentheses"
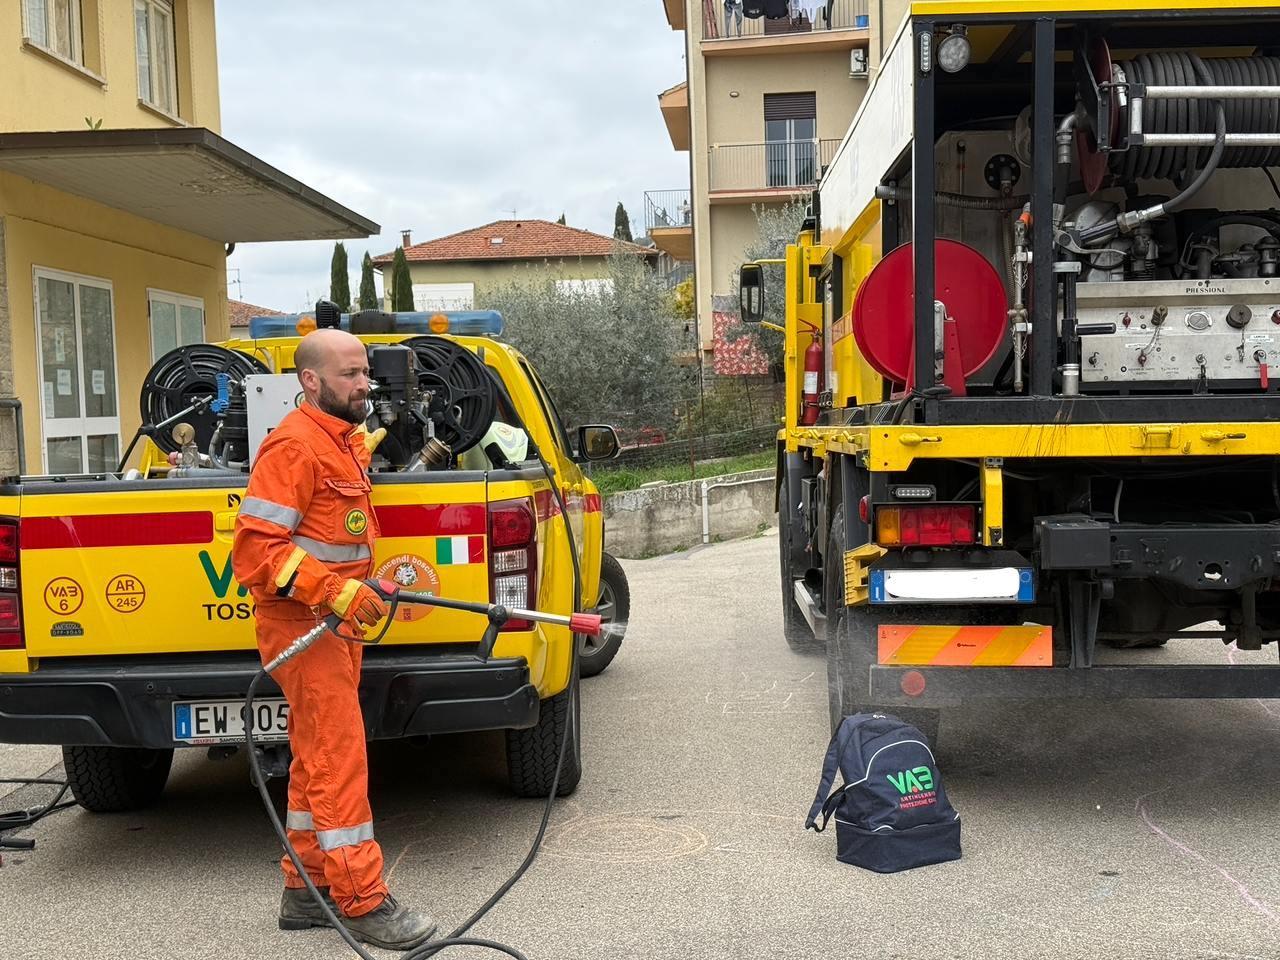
top-left (886, 766), bottom-right (935, 795)
top-left (198, 550), bottom-right (255, 621)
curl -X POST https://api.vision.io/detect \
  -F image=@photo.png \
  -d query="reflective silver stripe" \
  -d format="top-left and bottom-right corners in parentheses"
top-left (240, 497), bottom-right (303, 531)
top-left (285, 810), bottom-right (314, 831)
top-left (291, 535), bottom-right (370, 563)
top-left (316, 821), bottom-right (375, 851)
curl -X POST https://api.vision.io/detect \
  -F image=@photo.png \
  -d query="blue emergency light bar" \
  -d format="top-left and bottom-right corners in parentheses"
top-left (248, 309), bottom-right (505, 340)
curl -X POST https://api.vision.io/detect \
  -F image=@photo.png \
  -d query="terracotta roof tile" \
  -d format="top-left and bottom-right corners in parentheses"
top-left (228, 299), bottom-right (286, 328)
top-left (372, 219), bottom-right (656, 266)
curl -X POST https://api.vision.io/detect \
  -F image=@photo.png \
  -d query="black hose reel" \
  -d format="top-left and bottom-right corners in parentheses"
top-left (402, 336), bottom-right (496, 456)
top-left (139, 345), bottom-right (269, 455)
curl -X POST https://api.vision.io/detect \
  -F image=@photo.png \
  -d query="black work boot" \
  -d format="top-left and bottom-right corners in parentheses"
top-left (340, 894), bottom-right (439, 951)
top-left (278, 885), bottom-right (339, 930)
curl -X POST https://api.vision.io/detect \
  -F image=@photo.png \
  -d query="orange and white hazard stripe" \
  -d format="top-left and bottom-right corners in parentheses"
top-left (877, 624), bottom-right (1052, 667)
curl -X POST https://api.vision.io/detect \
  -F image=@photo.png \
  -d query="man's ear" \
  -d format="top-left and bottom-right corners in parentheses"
top-left (298, 368), bottom-right (319, 393)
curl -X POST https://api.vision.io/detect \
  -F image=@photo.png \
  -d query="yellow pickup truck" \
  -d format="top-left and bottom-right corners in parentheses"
top-left (0, 308), bottom-right (627, 810)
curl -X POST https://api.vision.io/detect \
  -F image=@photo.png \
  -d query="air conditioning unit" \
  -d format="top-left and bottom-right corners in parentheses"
top-left (850, 48), bottom-right (868, 77)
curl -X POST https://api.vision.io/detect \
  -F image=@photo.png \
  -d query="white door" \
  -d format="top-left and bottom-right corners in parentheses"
top-left (34, 269), bottom-right (121, 474)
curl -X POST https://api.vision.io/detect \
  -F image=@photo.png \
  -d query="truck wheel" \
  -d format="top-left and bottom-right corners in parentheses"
top-left (62, 745), bottom-right (173, 813)
top-left (579, 553), bottom-right (629, 678)
top-left (779, 473), bottom-right (820, 651)
top-left (825, 506), bottom-right (941, 745)
top-left (506, 680), bottom-right (582, 798)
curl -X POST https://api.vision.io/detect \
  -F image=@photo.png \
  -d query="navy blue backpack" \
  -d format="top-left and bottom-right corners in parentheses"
top-left (806, 712), bottom-right (962, 873)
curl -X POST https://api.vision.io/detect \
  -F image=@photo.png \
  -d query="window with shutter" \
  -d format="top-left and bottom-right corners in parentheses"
top-left (763, 93), bottom-right (817, 188)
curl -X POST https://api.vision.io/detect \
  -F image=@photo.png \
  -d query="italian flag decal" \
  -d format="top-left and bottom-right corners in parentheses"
top-left (436, 535), bottom-right (485, 566)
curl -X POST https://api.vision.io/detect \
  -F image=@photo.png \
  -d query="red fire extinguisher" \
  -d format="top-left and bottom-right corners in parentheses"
top-left (802, 332), bottom-right (823, 426)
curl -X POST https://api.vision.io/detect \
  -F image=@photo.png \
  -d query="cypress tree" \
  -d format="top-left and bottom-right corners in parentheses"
top-left (613, 202), bottom-right (633, 243)
top-left (358, 251), bottom-right (377, 310)
top-left (391, 247), bottom-right (413, 312)
top-left (329, 242), bottom-right (350, 310)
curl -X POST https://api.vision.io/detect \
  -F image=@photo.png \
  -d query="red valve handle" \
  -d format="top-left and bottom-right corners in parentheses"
top-left (569, 612), bottom-right (603, 637)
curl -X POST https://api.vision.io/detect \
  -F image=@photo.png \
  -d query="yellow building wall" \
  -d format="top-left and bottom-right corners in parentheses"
top-left (394, 257), bottom-right (619, 307)
top-left (0, 171), bottom-right (227, 473)
top-left (0, 0), bottom-right (221, 132)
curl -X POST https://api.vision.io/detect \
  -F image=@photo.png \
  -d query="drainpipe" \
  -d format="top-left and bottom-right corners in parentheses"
top-left (0, 398), bottom-right (25, 476)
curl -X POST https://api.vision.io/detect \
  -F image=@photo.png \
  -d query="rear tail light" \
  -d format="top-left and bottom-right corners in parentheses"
top-left (0, 519), bottom-right (21, 649)
top-left (488, 498), bottom-right (537, 631)
top-left (876, 504), bottom-right (976, 547)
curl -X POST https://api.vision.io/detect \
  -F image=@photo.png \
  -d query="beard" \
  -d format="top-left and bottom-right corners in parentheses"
top-left (317, 378), bottom-right (367, 424)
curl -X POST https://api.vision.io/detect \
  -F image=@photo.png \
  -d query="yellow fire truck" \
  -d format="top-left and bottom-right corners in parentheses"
top-left (741, 0), bottom-right (1280, 738)
top-left (0, 308), bottom-right (628, 809)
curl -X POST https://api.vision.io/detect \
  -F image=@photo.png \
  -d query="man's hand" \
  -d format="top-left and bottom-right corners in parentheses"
top-left (330, 579), bottom-right (389, 626)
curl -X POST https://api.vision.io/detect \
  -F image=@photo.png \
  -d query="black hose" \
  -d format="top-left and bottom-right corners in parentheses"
top-left (1161, 56), bottom-right (1227, 216)
top-left (1113, 53), bottom-right (1279, 181)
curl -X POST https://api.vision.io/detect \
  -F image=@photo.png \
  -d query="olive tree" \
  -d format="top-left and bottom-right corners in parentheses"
top-left (729, 199), bottom-right (810, 374)
top-left (481, 251), bottom-right (692, 433)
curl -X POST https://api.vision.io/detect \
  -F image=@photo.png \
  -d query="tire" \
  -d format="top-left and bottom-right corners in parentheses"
top-left (579, 553), bottom-right (629, 678)
top-left (62, 745), bottom-right (174, 813)
top-left (824, 505), bottom-right (941, 745)
top-left (506, 680), bottom-right (582, 798)
top-left (779, 472), bottom-right (821, 651)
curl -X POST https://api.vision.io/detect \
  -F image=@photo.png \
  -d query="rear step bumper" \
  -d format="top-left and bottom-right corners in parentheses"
top-left (868, 663), bottom-right (1280, 706)
top-left (0, 648), bottom-right (539, 748)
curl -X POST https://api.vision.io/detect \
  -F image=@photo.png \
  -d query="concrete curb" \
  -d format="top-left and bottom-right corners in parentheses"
top-left (603, 468), bottom-right (775, 559)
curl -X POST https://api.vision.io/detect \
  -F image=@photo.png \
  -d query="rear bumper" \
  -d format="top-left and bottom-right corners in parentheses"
top-left (0, 646), bottom-right (539, 748)
top-left (1038, 516), bottom-right (1280, 590)
top-left (868, 663), bottom-right (1280, 705)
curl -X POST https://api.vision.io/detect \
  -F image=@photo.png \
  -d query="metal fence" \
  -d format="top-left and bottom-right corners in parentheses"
top-left (584, 380), bottom-right (784, 487)
top-left (645, 190), bottom-right (692, 233)
top-left (709, 139), bottom-right (840, 193)
top-left (705, 0), bottom-right (869, 41)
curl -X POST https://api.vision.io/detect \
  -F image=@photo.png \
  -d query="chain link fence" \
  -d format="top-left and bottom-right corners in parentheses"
top-left (584, 378), bottom-right (784, 493)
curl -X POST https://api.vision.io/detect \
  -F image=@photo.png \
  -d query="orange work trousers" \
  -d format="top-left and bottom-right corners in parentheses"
top-left (257, 614), bottom-right (388, 917)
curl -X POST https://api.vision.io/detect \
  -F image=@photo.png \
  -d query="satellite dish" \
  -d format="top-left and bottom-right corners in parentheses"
top-left (852, 240), bottom-right (1007, 387)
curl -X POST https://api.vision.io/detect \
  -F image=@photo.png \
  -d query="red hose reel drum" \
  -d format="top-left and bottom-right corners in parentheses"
top-left (851, 239), bottom-right (1008, 389)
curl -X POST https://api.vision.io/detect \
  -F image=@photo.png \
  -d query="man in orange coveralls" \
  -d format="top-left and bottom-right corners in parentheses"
top-left (233, 328), bottom-right (437, 951)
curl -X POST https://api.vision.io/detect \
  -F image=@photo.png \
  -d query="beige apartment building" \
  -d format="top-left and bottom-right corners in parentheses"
top-left (651, 0), bottom-right (907, 373)
top-left (0, 1), bottom-right (374, 475)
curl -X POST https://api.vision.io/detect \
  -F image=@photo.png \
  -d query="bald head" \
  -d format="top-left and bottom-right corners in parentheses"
top-left (295, 329), bottom-right (370, 424)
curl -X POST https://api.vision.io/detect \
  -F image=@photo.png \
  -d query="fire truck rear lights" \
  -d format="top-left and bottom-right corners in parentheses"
top-left (0, 523), bottom-right (17, 564)
top-left (876, 504), bottom-right (977, 547)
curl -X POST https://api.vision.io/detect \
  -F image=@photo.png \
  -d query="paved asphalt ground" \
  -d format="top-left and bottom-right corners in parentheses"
top-left (4, 531), bottom-right (1280, 959)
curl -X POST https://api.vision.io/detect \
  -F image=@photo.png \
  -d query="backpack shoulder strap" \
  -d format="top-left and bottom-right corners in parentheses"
top-left (805, 719), bottom-right (850, 832)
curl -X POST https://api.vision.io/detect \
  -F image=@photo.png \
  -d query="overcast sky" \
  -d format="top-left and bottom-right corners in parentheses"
top-left (216, 2), bottom-right (689, 312)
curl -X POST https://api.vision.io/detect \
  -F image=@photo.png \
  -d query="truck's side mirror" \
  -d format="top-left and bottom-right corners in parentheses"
top-left (577, 425), bottom-right (620, 462)
top-left (739, 263), bottom-right (764, 323)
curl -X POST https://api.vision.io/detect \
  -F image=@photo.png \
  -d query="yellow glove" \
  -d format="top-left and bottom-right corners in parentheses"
top-left (362, 427), bottom-right (387, 453)
top-left (329, 579), bottom-right (388, 626)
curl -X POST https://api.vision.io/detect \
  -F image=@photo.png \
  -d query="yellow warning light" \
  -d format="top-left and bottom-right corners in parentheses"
top-left (429, 313), bottom-right (450, 334)
top-left (296, 314), bottom-right (318, 335)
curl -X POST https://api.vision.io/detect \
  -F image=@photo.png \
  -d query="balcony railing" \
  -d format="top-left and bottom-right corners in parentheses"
top-left (645, 189), bottom-right (693, 233)
top-left (704, 0), bottom-right (868, 41)
top-left (709, 139), bottom-right (840, 193)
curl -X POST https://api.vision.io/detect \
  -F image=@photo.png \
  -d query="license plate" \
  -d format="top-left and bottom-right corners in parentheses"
top-left (173, 699), bottom-right (289, 745)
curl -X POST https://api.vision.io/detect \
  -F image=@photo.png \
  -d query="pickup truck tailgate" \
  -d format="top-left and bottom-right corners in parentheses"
top-left (17, 479), bottom-right (494, 658)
